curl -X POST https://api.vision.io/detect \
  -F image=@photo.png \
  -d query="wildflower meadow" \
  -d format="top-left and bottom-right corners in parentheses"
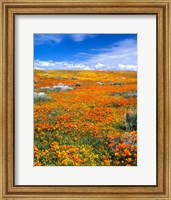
top-left (34, 70), bottom-right (137, 166)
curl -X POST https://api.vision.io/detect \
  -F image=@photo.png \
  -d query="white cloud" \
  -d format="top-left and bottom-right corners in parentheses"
top-left (34, 34), bottom-right (96, 45)
top-left (34, 38), bottom-right (137, 71)
top-left (34, 34), bottom-right (63, 45)
top-left (34, 59), bottom-right (137, 71)
top-left (70, 34), bottom-right (96, 42)
top-left (84, 38), bottom-right (137, 67)
top-left (118, 64), bottom-right (137, 71)
top-left (83, 67), bottom-right (91, 70)
top-left (70, 34), bottom-right (87, 42)
top-left (94, 63), bottom-right (104, 69)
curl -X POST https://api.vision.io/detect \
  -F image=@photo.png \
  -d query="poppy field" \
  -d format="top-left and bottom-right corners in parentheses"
top-left (34, 70), bottom-right (137, 166)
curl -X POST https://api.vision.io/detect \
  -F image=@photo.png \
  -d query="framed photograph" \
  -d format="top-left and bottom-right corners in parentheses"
top-left (0, 0), bottom-right (171, 199)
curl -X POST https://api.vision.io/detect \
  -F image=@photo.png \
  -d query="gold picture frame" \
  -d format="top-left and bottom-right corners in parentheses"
top-left (0, 0), bottom-right (171, 199)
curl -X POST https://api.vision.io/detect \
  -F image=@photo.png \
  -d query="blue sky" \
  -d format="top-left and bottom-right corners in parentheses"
top-left (34, 34), bottom-right (137, 71)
